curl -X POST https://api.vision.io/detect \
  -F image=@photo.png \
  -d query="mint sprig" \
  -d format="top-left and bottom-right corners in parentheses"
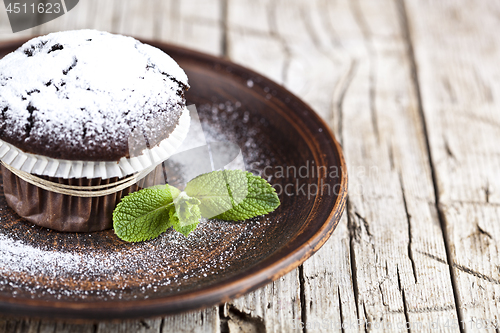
top-left (113, 170), bottom-right (280, 242)
top-left (185, 170), bottom-right (281, 221)
top-left (170, 192), bottom-right (202, 236)
top-left (112, 185), bottom-right (179, 242)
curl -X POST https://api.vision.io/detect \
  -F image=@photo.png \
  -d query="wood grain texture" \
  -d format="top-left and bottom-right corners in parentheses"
top-left (227, 0), bottom-right (462, 331)
top-left (0, 318), bottom-right (95, 333)
top-left (225, 271), bottom-right (302, 332)
top-left (337, 0), bottom-right (459, 329)
top-left (405, 0), bottom-right (500, 330)
top-left (162, 308), bottom-right (220, 333)
top-left (2, 0), bottom-right (498, 331)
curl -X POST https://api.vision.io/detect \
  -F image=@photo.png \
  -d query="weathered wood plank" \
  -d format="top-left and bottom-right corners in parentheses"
top-left (162, 307), bottom-right (220, 333)
top-left (228, 0), bottom-right (460, 332)
top-left (405, 0), bottom-right (500, 330)
top-left (0, 309), bottom-right (220, 333)
top-left (301, 215), bottom-right (358, 333)
top-left (337, 0), bottom-right (459, 330)
top-left (96, 319), bottom-right (161, 333)
top-left (224, 271), bottom-right (301, 332)
top-left (0, 318), bottom-right (95, 333)
top-left (157, 0), bottom-right (223, 56)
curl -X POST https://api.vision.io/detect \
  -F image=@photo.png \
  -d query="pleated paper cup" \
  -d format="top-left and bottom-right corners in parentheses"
top-left (1, 163), bottom-right (166, 232)
top-left (0, 107), bottom-right (190, 232)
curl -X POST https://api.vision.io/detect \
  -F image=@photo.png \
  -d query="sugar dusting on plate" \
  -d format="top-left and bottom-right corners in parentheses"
top-left (0, 218), bottom-right (274, 301)
top-left (0, 102), bottom-right (286, 301)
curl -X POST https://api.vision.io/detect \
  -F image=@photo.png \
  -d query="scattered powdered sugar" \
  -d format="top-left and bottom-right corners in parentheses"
top-left (0, 218), bottom-right (277, 301)
top-left (0, 102), bottom-right (290, 301)
top-left (0, 30), bottom-right (188, 160)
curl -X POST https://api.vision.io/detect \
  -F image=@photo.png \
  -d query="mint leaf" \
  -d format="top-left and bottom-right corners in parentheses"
top-left (113, 184), bottom-right (180, 242)
top-left (169, 191), bottom-right (202, 236)
top-left (185, 170), bottom-right (280, 221)
top-left (112, 170), bottom-right (280, 242)
top-left (169, 207), bottom-right (201, 237)
top-left (184, 170), bottom-right (240, 218)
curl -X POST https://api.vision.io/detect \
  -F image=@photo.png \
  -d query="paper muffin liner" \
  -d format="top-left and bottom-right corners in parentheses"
top-left (0, 106), bottom-right (190, 180)
top-left (1, 163), bottom-right (166, 232)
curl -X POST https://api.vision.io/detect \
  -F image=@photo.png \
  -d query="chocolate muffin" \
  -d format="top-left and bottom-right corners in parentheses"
top-left (0, 30), bottom-right (191, 232)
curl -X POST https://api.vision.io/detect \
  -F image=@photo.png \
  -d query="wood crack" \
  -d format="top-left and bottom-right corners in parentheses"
top-left (354, 211), bottom-right (373, 238)
top-left (452, 263), bottom-right (500, 285)
top-left (389, 304), bottom-right (456, 314)
top-left (484, 183), bottom-right (491, 204)
top-left (298, 3), bottom-right (343, 68)
top-left (400, 174), bottom-right (418, 284)
top-left (396, 0), bottom-right (465, 331)
top-left (169, 0), bottom-right (181, 44)
top-left (338, 286), bottom-right (346, 333)
top-left (458, 200), bottom-right (500, 207)
top-left (418, 250), bottom-right (500, 285)
top-left (139, 320), bottom-right (151, 329)
top-left (219, 304), bottom-right (229, 332)
top-left (158, 318), bottom-right (164, 333)
top-left (477, 224), bottom-right (493, 240)
top-left (416, 250), bottom-right (448, 265)
top-left (456, 111), bottom-right (500, 131)
top-left (473, 68), bottom-right (494, 103)
top-left (443, 136), bottom-right (457, 160)
top-left (220, 303), bottom-right (265, 332)
top-left (362, 302), bottom-right (369, 333)
top-left (298, 265), bottom-right (308, 333)
top-left (347, 203), bottom-right (361, 321)
top-left (368, 62), bottom-right (379, 143)
top-left (409, 304), bottom-right (455, 314)
top-left (397, 267), bottom-right (412, 333)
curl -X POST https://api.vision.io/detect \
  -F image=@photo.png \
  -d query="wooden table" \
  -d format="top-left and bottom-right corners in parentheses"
top-left (1, 0), bottom-right (498, 332)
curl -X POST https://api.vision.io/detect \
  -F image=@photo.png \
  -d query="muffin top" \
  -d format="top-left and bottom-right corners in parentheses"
top-left (0, 30), bottom-right (189, 161)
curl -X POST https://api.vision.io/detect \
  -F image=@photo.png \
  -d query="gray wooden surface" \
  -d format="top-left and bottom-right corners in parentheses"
top-left (0, 0), bottom-right (498, 332)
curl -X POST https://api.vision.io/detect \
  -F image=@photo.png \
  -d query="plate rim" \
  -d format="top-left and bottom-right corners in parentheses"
top-left (0, 37), bottom-right (348, 320)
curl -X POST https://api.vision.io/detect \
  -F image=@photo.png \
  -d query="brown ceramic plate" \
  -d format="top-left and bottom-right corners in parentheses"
top-left (0, 39), bottom-right (347, 320)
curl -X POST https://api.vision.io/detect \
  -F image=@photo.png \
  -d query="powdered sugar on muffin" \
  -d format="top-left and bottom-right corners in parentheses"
top-left (0, 30), bottom-right (189, 161)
